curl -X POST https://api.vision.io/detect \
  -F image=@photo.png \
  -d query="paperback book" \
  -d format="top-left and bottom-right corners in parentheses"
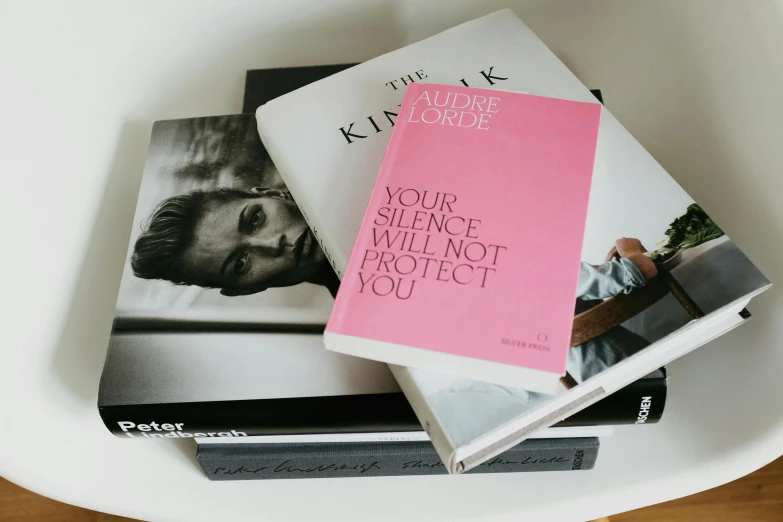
top-left (255, 10), bottom-right (770, 472)
top-left (325, 84), bottom-right (602, 392)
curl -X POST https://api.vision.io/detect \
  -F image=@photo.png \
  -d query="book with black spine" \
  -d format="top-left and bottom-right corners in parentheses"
top-left (243, 64), bottom-right (356, 114)
top-left (97, 63), bottom-right (671, 440)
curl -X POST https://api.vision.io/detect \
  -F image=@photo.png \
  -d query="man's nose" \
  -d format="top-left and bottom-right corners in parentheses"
top-left (247, 234), bottom-right (284, 256)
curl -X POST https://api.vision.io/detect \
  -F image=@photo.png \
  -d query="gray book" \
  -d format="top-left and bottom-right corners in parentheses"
top-left (196, 438), bottom-right (599, 480)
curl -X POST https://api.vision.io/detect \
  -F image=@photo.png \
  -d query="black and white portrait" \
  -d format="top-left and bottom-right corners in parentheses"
top-left (115, 114), bottom-right (337, 327)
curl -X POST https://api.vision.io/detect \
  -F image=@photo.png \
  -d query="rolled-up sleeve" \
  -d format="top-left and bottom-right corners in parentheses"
top-left (577, 258), bottom-right (647, 300)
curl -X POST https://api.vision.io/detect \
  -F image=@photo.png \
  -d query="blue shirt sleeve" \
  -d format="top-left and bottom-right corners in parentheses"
top-left (576, 258), bottom-right (647, 300)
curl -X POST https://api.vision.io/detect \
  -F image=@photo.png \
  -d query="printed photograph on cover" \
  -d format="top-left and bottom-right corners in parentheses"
top-left (412, 194), bottom-right (769, 448)
top-left (114, 114), bottom-right (338, 328)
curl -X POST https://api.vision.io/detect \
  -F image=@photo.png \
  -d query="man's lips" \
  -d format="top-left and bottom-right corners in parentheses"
top-left (292, 230), bottom-right (312, 265)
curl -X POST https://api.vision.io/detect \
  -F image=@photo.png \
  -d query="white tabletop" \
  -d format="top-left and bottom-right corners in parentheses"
top-left (2, 1), bottom-right (782, 521)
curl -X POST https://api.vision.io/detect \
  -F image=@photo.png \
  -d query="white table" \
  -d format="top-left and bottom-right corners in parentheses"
top-left (2, 1), bottom-right (782, 520)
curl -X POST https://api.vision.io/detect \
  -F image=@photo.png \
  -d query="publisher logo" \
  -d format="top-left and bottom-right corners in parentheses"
top-left (500, 337), bottom-right (551, 352)
top-left (572, 450), bottom-right (585, 470)
top-left (635, 396), bottom-right (653, 424)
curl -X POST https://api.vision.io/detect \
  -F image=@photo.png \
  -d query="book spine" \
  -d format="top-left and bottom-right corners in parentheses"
top-left (388, 365), bottom-right (459, 469)
top-left (564, 369), bottom-right (668, 426)
top-left (98, 393), bottom-right (419, 439)
top-left (98, 372), bottom-right (666, 438)
top-left (256, 112), bottom-right (346, 278)
top-left (196, 438), bottom-right (599, 480)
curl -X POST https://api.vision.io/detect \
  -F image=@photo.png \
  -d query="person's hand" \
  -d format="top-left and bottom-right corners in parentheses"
top-left (614, 237), bottom-right (658, 280)
top-left (615, 237), bottom-right (647, 257)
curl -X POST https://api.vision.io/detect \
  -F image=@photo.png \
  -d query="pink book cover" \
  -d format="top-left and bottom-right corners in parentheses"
top-left (326, 83), bottom-right (602, 390)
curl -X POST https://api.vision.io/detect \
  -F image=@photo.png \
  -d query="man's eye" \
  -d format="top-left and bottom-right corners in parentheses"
top-left (234, 253), bottom-right (250, 276)
top-left (250, 209), bottom-right (264, 230)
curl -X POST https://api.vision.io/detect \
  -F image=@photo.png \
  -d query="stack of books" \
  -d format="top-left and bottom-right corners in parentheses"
top-left (98, 10), bottom-right (769, 480)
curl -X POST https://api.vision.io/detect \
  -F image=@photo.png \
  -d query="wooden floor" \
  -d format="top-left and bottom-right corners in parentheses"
top-left (0, 478), bottom-right (133, 522)
top-left (612, 456), bottom-right (783, 521)
top-left (2, 457), bottom-right (782, 521)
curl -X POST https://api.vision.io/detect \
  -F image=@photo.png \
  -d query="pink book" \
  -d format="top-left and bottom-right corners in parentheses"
top-left (324, 84), bottom-right (602, 393)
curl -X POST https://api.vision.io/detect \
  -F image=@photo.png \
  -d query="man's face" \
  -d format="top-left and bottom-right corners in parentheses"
top-left (181, 189), bottom-right (325, 294)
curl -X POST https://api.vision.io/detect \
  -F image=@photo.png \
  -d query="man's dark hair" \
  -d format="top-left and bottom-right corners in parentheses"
top-left (131, 188), bottom-right (252, 286)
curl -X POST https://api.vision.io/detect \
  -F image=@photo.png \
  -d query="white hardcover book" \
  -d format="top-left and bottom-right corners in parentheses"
top-left (256, 10), bottom-right (770, 473)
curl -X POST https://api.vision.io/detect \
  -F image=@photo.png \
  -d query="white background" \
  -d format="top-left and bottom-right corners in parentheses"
top-left (1, 1), bottom-right (783, 521)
